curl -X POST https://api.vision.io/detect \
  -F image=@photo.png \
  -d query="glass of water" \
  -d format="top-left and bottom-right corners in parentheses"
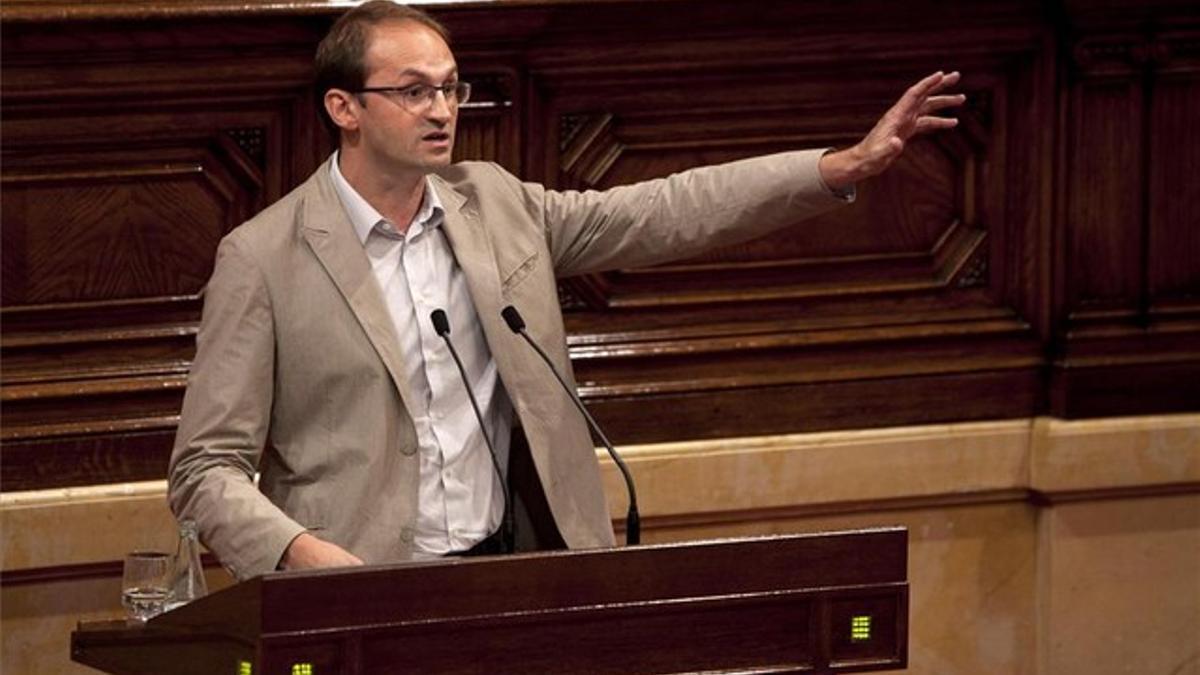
top-left (121, 551), bottom-right (172, 622)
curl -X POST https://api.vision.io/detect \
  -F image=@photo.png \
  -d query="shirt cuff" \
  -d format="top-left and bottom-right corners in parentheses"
top-left (817, 148), bottom-right (857, 203)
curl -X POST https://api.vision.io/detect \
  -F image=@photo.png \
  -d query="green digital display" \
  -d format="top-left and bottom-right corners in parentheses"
top-left (292, 663), bottom-right (314, 675)
top-left (850, 615), bottom-right (872, 641)
top-left (237, 660), bottom-right (252, 675)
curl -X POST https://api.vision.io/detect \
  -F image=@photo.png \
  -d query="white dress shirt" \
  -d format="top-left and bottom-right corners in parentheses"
top-left (330, 154), bottom-right (511, 557)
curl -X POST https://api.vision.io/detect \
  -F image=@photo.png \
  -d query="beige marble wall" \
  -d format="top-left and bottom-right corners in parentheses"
top-left (1, 485), bottom-right (234, 675)
top-left (1040, 495), bottom-right (1200, 675)
top-left (2, 483), bottom-right (178, 571)
top-left (1028, 415), bottom-right (1200, 675)
top-left (2, 414), bottom-right (1197, 675)
top-left (1030, 415), bottom-right (1200, 493)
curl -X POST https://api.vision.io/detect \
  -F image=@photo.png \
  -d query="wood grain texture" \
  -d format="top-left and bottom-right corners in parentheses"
top-left (1, 0), bottom-right (1197, 491)
top-left (1052, 17), bottom-right (1200, 415)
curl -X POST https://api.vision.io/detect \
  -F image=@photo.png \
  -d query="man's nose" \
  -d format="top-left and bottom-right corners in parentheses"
top-left (426, 90), bottom-right (454, 122)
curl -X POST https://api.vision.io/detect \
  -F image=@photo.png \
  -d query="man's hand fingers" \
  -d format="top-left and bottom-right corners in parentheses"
top-left (914, 116), bottom-right (959, 134)
top-left (921, 94), bottom-right (967, 115)
top-left (905, 71), bottom-right (962, 106)
top-left (909, 71), bottom-right (944, 95)
top-left (896, 72), bottom-right (962, 124)
top-left (907, 71), bottom-right (954, 101)
top-left (899, 71), bottom-right (944, 111)
top-left (930, 70), bottom-right (961, 93)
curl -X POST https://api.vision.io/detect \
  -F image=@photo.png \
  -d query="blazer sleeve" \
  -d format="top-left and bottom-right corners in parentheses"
top-left (167, 234), bottom-right (307, 580)
top-left (530, 149), bottom-right (851, 277)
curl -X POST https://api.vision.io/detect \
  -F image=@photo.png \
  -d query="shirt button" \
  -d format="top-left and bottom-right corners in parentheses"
top-left (399, 527), bottom-right (415, 544)
top-left (400, 444), bottom-right (417, 456)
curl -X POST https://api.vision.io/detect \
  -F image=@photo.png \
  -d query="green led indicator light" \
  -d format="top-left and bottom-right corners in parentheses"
top-left (850, 615), bottom-right (872, 641)
top-left (237, 661), bottom-right (252, 675)
top-left (292, 664), bottom-right (314, 675)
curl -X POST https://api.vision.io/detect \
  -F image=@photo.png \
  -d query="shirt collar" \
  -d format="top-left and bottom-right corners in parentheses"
top-left (329, 151), bottom-right (444, 245)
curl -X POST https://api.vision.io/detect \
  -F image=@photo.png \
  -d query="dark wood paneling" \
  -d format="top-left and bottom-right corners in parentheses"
top-left (1, 0), bottom-right (1197, 491)
top-left (1147, 68), bottom-right (1200, 299)
top-left (534, 1), bottom-right (1054, 440)
top-left (0, 430), bottom-right (179, 493)
top-left (1052, 16), bottom-right (1200, 416)
top-left (0, 11), bottom-right (329, 490)
top-left (1064, 49), bottom-right (1145, 308)
top-left (1, 144), bottom-right (257, 305)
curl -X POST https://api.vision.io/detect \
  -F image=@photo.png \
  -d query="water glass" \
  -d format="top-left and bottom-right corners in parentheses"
top-left (121, 551), bottom-right (171, 622)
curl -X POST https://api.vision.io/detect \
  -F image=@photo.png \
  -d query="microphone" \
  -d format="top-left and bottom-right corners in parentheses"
top-left (430, 309), bottom-right (514, 553)
top-left (430, 308), bottom-right (452, 337)
top-left (500, 305), bottom-right (640, 546)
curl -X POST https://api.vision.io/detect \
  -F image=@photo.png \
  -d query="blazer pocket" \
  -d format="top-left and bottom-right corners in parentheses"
top-left (501, 251), bottom-right (539, 293)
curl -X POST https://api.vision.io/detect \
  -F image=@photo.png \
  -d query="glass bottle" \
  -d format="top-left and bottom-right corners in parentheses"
top-left (166, 519), bottom-right (208, 611)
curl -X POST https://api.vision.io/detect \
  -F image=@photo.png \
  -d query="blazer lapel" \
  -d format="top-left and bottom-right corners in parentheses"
top-left (432, 175), bottom-right (515, 375)
top-left (298, 161), bottom-right (416, 411)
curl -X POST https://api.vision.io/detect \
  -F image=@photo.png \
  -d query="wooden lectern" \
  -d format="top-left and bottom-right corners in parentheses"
top-left (73, 528), bottom-right (908, 674)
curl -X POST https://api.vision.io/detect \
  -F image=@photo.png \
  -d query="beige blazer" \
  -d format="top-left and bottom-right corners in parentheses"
top-left (167, 149), bottom-right (846, 580)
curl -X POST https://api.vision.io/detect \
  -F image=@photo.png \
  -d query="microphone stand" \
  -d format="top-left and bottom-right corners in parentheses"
top-left (501, 305), bottom-right (640, 545)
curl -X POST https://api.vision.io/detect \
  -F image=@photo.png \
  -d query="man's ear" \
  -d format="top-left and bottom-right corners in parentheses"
top-left (324, 89), bottom-right (361, 133)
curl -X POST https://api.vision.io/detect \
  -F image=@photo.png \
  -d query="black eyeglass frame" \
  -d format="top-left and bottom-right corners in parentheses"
top-left (352, 81), bottom-right (472, 111)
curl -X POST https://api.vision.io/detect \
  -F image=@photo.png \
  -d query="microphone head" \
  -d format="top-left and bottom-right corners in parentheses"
top-left (500, 305), bottom-right (526, 332)
top-left (430, 309), bottom-right (451, 336)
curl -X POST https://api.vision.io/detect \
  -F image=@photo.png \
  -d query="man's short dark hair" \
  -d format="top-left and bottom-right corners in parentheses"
top-left (313, 1), bottom-right (450, 139)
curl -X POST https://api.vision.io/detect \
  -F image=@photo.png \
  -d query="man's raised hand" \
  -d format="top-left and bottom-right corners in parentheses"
top-left (819, 71), bottom-right (965, 191)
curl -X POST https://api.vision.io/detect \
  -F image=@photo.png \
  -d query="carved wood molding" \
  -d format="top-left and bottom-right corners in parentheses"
top-left (224, 127), bottom-right (266, 170)
top-left (559, 113), bottom-right (624, 189)
top-left (570, 317), bottom-right (1038, 396)
top-left (555, 93), bottom-right (995, 310)
top-left (1071, 33), bottom-right (1200, 75)
top-left (0, 117), bottom-right (278, 489)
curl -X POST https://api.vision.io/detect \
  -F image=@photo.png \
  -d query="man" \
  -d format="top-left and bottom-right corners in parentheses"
top-left (167, 1), bottom-right (964, 580)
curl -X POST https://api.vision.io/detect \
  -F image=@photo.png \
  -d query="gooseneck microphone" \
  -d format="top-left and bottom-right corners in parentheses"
top-left (430, 309), bottom-right (514, 553)
top-left (500, 305), bottom-right (641, 546)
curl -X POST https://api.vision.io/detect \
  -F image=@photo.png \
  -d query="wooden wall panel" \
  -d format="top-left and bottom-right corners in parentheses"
top-left (529, 10), bottom-right (1051, 437)
top-left (1147, 75), bottom-right (1200, 298)
top-left (1, 144), bottom-right (257, 305)
top-left (0, 13), bottom-right (332, 490)
top-left (553, 113), bottom-right (987, 303)
top-left (1052, 16), bottom-right (1200, 417)
top-left (1064, 66), bottom-right (1144, 307)
top-left (1, 0), bottom-right (1197, 491)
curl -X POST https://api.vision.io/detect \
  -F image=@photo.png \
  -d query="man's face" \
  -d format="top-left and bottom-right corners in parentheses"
top-left (353, 20), bottom-right (459, 175)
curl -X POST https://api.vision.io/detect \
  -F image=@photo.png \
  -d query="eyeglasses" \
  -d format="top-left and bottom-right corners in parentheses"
top-left (353, 81), bottom-right (471, 113)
